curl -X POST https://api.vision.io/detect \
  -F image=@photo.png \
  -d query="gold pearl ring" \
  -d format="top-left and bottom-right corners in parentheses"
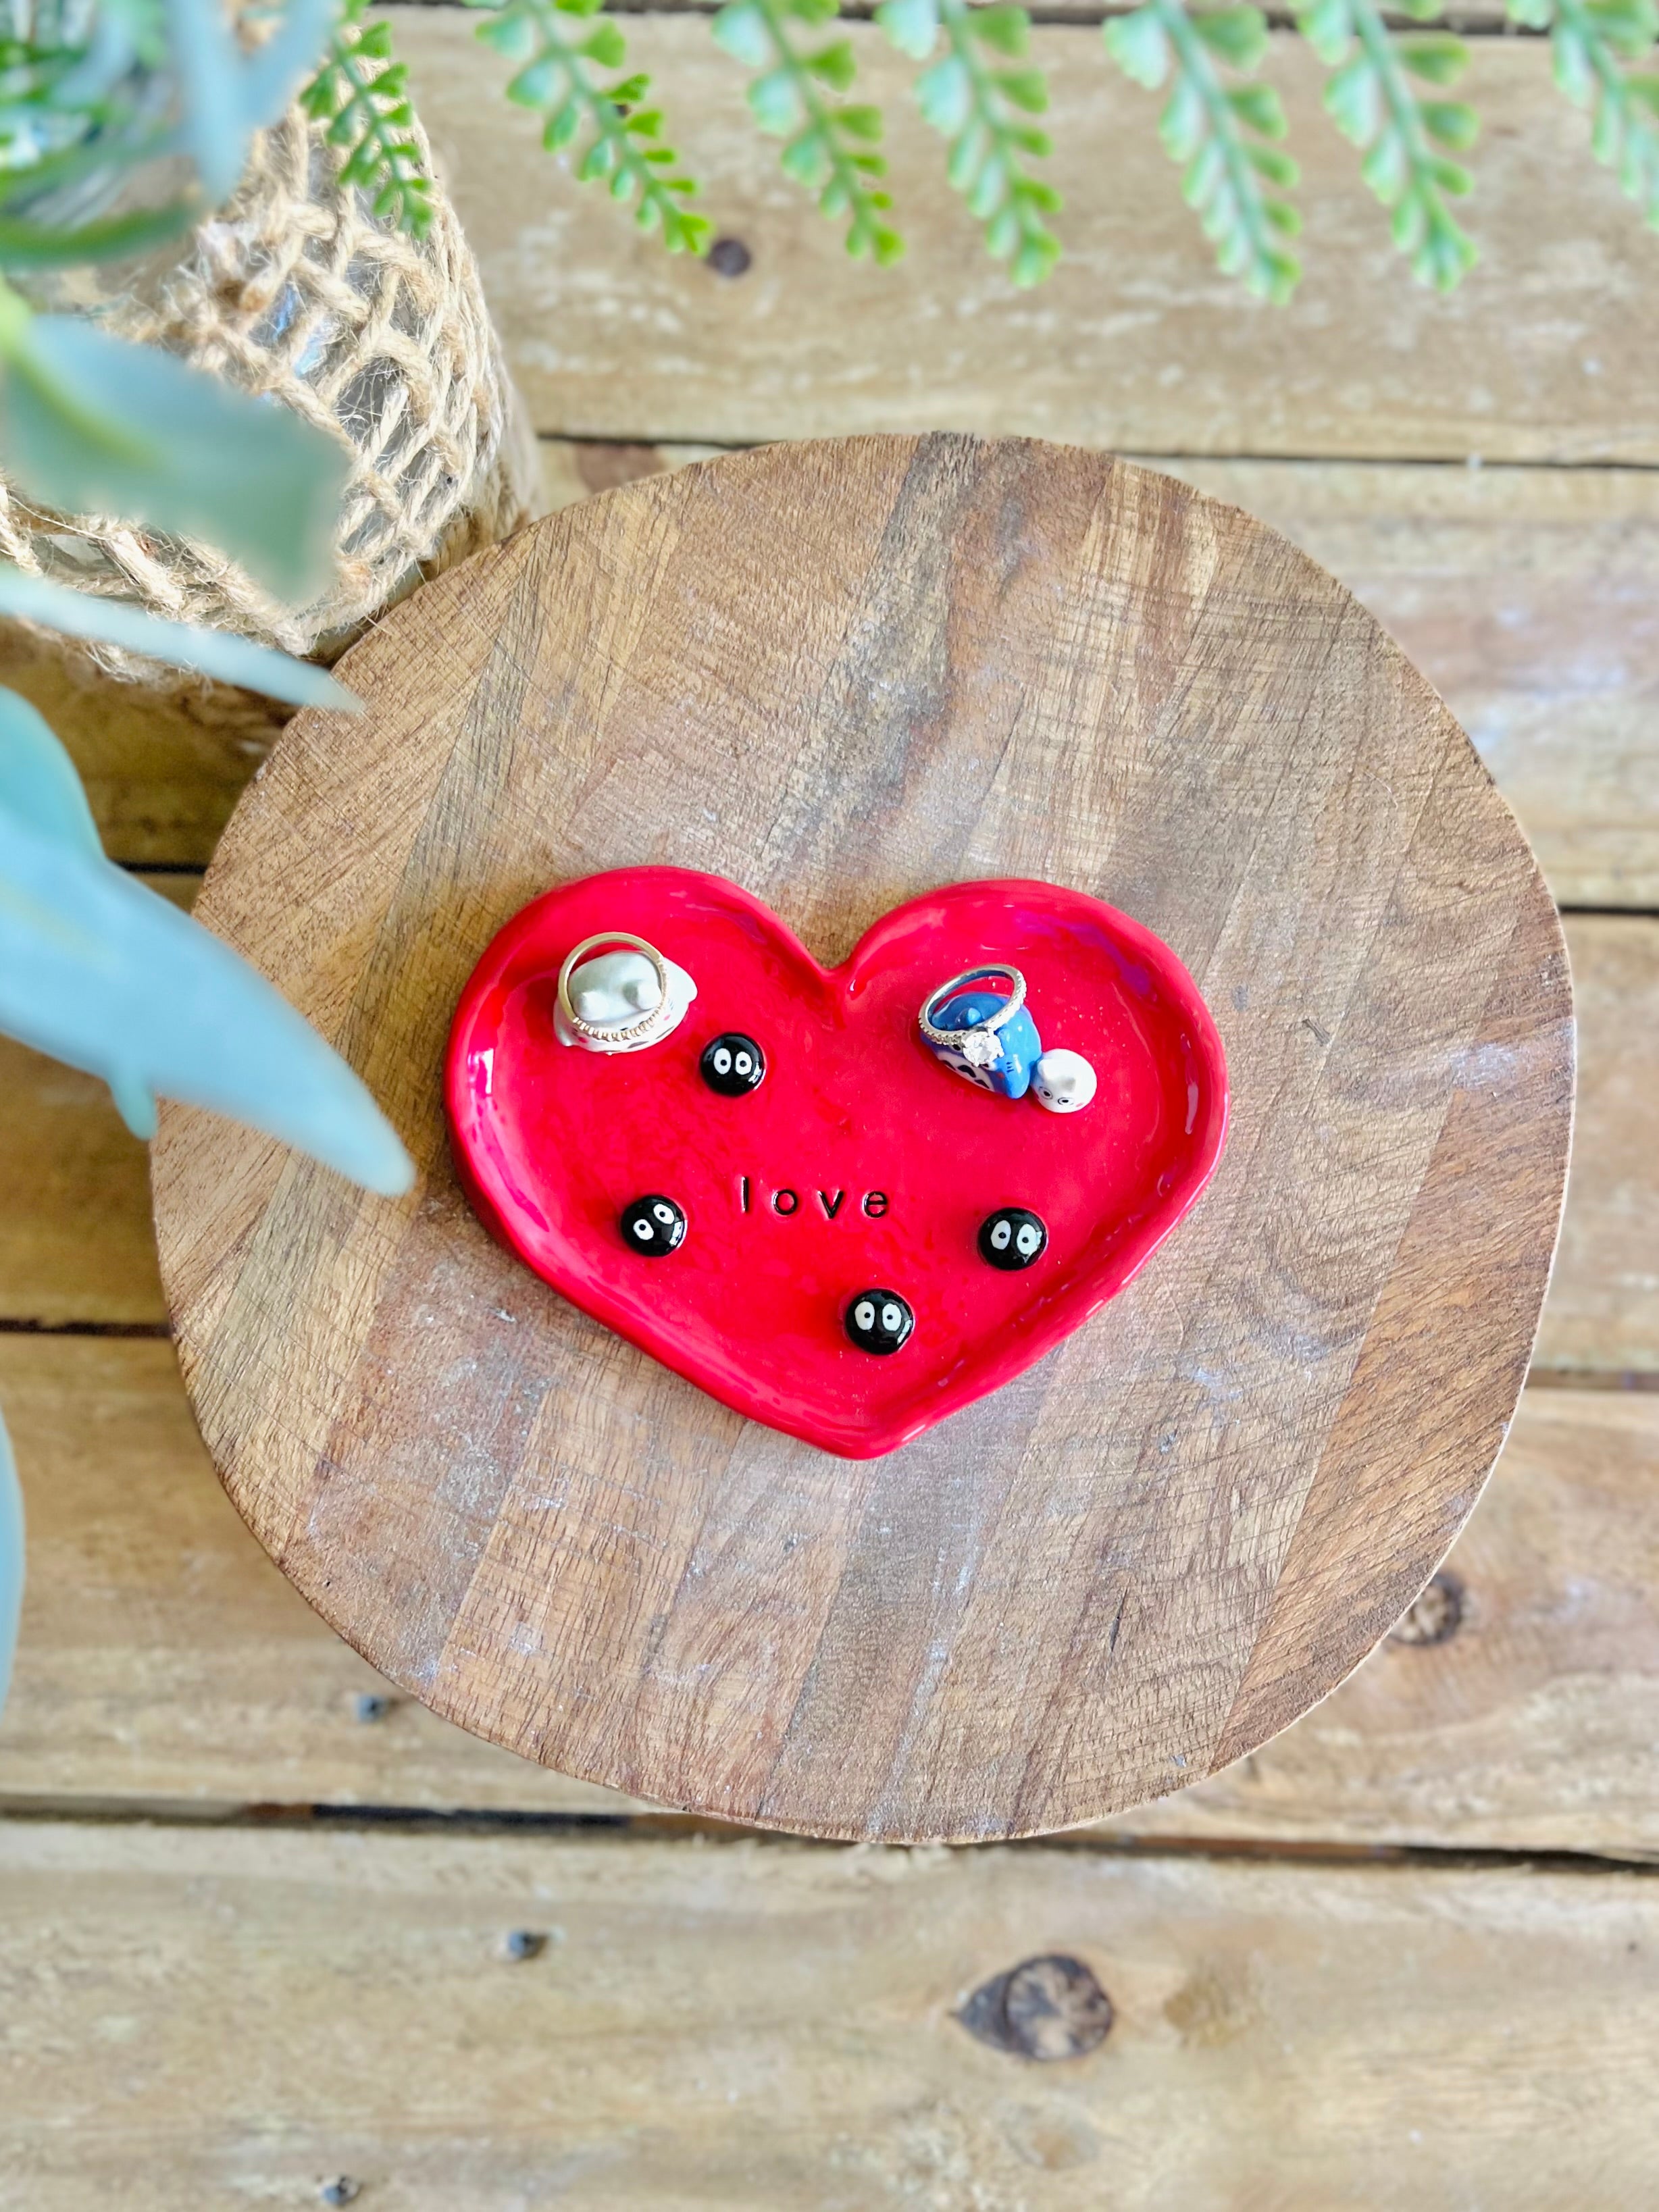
top-left (556, 931), bottom-right (673, 1047)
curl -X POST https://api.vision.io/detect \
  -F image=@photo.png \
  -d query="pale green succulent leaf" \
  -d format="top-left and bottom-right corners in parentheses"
top-left (1192, 6), bottom-right (1269, 73)
top-left (0, 801), bottom-right (413, 1193)
top-left (0, 686), bottom-right (101, 860)
top-left (1398, 34), bottom-right (1469, 86)
top-left (0, 567), bottom-right (357, 711)
top-left (916, 54), bottom-right (974, 134)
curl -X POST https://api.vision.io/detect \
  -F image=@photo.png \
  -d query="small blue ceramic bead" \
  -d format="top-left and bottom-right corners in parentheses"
top-left (926, 989), bottom-right (1043, 1100)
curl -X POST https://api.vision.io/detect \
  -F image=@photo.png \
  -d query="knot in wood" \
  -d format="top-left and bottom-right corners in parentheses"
top-left (1389, 1571), bottom-right (1465, 1648)
top-left (958, 1954), bottom-right (1113, 2061)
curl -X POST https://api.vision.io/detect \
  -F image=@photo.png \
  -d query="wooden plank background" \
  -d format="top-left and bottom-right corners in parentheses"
top-left (5, 1824), bottom-right (1656, 2209)
top-left (401, 14), bottom-right (1659, 462)
top-left (4, 7), bottom-right (1658, 2197)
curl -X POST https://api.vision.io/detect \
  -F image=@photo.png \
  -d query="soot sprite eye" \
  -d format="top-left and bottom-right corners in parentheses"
top-left (977, 1207), bottom-right (1047, 1272)
top-left (621, 1193), bottom-right (686, 1256)
top-left (845, 1288), bottom-right (915, 1355)
top-left (700, 1032), bottom-right (767, 1097)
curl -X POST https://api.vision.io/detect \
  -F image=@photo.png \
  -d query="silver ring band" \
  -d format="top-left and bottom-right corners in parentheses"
top-left (917, 964), bottom-right (1027, 1050)
top-left (557, 931), bottom-right (673, 1046)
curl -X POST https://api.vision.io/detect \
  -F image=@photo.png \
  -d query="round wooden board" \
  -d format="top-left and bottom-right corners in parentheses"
top-left (153, 436), bottom-right (1573, 1844)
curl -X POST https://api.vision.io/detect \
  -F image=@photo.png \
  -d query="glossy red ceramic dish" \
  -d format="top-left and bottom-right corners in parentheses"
top-left (446, 869), bottom-right (1229, 1458)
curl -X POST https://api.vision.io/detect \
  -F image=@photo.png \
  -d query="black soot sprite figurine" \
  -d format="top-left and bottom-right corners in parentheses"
top-left (700, 1032), bottom-right (766, 1096)
top-left (845, 1289), bottom-right (915, 1355)
top-left (621, 1193), bottom-right (687, 1256)
top-left (978, 1206), bottom-right (1048, 1271)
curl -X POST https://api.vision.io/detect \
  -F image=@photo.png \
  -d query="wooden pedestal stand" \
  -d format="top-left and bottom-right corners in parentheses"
top-left (153, 436), bottom-right (1573, 1844)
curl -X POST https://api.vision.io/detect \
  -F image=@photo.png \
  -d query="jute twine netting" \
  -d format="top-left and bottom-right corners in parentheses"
top-left (0, 105), bottom-right (536, 695)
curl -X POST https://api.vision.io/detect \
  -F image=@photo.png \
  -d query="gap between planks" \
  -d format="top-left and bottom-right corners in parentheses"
top-left (1, 1793), bottom-right (1656, 1873)
top-left (386, 0), bottom-right (1537, 36)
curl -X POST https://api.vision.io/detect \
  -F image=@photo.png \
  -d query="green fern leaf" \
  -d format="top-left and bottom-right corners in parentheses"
top-left (299, 0), bottom-right (436, 239)
top-left (877, 0), bottom-right (1059, 283)
top-left (1294, 0), bottom-right (1478, 290)
top-left (1514, 0), bottom-right (1659, 230)
top-left (469, 0), bottom-right (711, 253)
top-left (715, 0), bottom-right (903, 261)
top-left (1398, 34), bottom-right (1468, 85)
top-left (1105, 1), bottom-right (1300, 302)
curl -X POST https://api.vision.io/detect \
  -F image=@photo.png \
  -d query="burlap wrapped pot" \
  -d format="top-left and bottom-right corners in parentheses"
top-left (0, 104), bottom-right (536, 694)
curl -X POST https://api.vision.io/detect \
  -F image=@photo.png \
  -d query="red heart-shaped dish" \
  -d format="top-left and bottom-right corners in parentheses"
top-left (446, 869), bottom-right (1227, 1458)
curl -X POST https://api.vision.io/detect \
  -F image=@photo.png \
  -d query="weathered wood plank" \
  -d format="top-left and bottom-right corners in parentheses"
top-left (540, 443), bottom-right (1659, 911)
top-left (0, 625), bottom-right (286, 869)
top-left (1533, 916), bottom-right (1659, 1380)
top-left (1124, 1387), bottom-right (1659, 1850)
top-left (403, 14), bottom-right (1659, 462)
top-left (0, 1337), bottom-right (630, 1816)
top-left (3, 1819), bottom-right (1656, 2209)
top-left (3, 1338), bottom-right (1656, 1855)
top-left (0, 876), bottom-right (193, 1330)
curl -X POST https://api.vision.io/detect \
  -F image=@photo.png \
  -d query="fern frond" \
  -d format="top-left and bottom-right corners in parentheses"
top-left (876, 0), bottom-right (1058, 284)
top-left (1296, 0), bottom-right (1477, 289)
top-left (712, 0), bottom-right (902, 263)
top-left (1104, 2), bottom-right (1300, 302)
top-left (1511, 0), bottom-right (1659, 229)
top-left (301, 0), bottom-right (436, 238)
top-left (471, 0), bottom-right (711, 253)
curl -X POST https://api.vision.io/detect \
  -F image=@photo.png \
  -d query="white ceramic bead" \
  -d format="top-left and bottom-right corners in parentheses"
top-left (1031, 1047), bottom-right (1097, 1114)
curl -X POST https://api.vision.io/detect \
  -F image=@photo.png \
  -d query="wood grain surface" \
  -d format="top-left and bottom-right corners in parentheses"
top-left (540, 446), bottom-right (1659, 912)
top-left (398, 11), bottom-right (1659, 462)
top-left (4, 1339), bottom-right (1657, 1857)
top-left (150, 436), bottom-right (1572, 1841)
top-left (6, 1820), bottom-right (1658, 2211)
